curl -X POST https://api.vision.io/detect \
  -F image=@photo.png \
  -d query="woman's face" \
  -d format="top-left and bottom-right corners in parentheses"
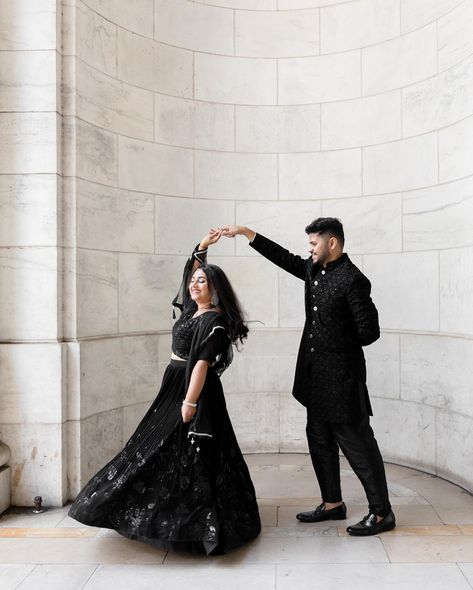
top-left (189, 268), bottom-right (211, 304)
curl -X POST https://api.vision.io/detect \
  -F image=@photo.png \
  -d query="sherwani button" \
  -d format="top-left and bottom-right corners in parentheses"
top-left (310, 347), bottom-right (314, 352)
top-left (314, 281), bottom-right (318, 286)
top-left (321, 270), bottom-right (326, 275)
top-left (313, 306), bottom-right (317, 311)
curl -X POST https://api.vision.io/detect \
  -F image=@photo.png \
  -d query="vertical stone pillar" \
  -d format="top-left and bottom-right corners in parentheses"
top-left (0, 0), bottom-right (66, 505)
top-left (0, 441), bottom-right (11, 513)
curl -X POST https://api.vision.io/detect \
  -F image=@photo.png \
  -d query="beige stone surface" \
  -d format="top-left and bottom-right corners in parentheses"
top-left (279, 149), bottom-right (361, 200)
top-left (195, 54), bottom-right (277, 105)
top-left (0, 175), bottom-right (58, 247)
top-left (279, 51), bottom-right (361, 104)
top-left (321, 0), bottom-right (400, 53)
top-left (440, 245), bottom-right (473, 336)
top-left (362, 24), bottom-right (437, 95)
top-left (236, 104), bottom-right (320, 153)
top-left (363, 133), bottom-right (438, 194)
top-left (85, 0), bottom-right (154, 37)
top-left (0, 0), bottom-right (57, 51)
top-left (118, 30), bottom-right (193, 97)
top-left (235, 9), bottom-right (319, 58)
top-left (155, 0), bottom-right (234, 54)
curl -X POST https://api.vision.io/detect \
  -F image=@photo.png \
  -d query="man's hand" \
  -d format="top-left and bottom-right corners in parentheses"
top-left (220, 225), bottom-right (256, 241)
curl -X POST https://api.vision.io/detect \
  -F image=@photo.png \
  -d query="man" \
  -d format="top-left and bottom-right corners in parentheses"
top-left (221, 218), bottom-right (395, 536)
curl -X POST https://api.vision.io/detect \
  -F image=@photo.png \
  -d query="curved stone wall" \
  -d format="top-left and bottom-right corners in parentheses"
top-left (1, 0), bottom-right (470, 506)
top-left (62, 0), bottom-right (473, 496)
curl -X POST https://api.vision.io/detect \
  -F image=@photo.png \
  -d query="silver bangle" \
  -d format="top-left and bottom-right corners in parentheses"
top-left (182, 400), bottom-right (198, 408)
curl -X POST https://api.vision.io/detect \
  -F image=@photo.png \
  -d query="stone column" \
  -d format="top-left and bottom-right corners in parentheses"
top-left (0, 441), bottom-right (11, 514)
top-left (0, 0), bottom-right (66, 505)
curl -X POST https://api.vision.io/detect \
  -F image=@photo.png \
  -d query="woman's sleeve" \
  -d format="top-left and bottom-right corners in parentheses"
top-left (172, 244), bottom-right (208, 315)
top-left (197, 325), bottom-right (230, 363)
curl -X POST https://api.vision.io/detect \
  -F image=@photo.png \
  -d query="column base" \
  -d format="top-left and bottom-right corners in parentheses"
top-left (0, 466), bottom-right (11, 514)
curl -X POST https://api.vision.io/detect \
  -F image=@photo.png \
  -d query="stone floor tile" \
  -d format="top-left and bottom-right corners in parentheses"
top-left (0, 538), bottom-right (165, 565)
top-left (0, 565), bottom-right (35, 590)
top-left (388, 481), bottom-right (422, 497)
top-left (246, 453), bottom-right (310, 467)
top-left (387, 474), bottom-right (473, 524)
top-left (458, 563), bottom-right (473, 586)
top-left (381, 536), bottom-right (473, 563)
top-left (460, 526), bottom-right (473, 535)
top-left (263, 525), bottom-right (337, 537)
top-left (258, 497), bottom-right (320, 507)
top-left (16, 564), bottom-right (97, 590)
top-left (378, 504), bottom-right (442, 525)
top-left (164, 535), bottom-right (388, 565)
top-left (431, 506), bottom-right (473, 526)
top-left (95, 528), bottom-right (122, 538)
top-left (259, 505), bottom-right (278, 527)
top-left (56, 513), bottom-right (89, 528)
top-left (251, 469), bottom-right (320, 499)
top-left (0, 507), bottom-right (69, 529)
top-left (83, 564), bottom-right (276, 590)
top-left (343, 495), bottom-right (430, 506)
top-left (276, 563), bottom-right (472, 590)
top-left (384, 462), bottom-right (425, 480)
top-left (401, 473), bottom-right (472, 502)
top-left (0, 527), bottom-right (96, 538)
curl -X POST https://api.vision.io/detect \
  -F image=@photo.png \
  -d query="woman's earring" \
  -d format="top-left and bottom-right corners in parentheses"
top-left (211, 291), bottom-right (219, 307)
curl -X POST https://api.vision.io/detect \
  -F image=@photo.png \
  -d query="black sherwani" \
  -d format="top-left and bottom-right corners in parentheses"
top-left (250, 233), bottom-right (391, 517)
top-left (250, 232), bottom-right (379, 421)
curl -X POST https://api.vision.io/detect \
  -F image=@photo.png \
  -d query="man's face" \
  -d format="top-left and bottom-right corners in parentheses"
top-left (308, 232), bottom-right (331, 265)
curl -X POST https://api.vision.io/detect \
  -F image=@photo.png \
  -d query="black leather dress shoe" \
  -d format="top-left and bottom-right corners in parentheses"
top-left (346, 510), bottom-right (396, 536)
top-left (296, 502), bottom-right (347, 523)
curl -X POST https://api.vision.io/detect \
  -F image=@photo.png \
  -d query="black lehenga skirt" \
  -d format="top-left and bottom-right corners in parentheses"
top-left (68, 359), bottom-right (261, 555)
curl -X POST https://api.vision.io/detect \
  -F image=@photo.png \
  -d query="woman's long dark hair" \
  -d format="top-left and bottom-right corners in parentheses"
top-left (194, 263), bottom-right (249, 345)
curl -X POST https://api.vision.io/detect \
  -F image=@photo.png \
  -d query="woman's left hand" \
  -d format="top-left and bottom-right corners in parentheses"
top-left (181, 404), bottom-right (197, 423)
top-left (199, 228), bottom-right (222, 249)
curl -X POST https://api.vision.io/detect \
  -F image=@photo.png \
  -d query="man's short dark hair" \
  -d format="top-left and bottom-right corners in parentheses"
top-left (305, 217), bottom-right (345, 246)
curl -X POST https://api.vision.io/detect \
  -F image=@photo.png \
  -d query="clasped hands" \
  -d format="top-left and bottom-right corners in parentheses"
top-left (199, 226), bottom-right (252, 250)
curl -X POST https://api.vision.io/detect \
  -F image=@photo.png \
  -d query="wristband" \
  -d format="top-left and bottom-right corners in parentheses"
top-left (182, 400), bottom-right (198, 408)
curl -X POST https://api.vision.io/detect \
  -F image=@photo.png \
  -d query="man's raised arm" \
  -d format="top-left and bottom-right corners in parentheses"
top-left (221, 225), bottom-right (306, 281)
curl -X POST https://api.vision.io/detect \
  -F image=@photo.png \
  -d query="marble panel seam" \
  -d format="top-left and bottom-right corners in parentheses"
top-left (66, 42), bottom-right (473, 104)
top-left (401, 109), bottom-right (473, 140)
top-left (72, 5), bottom-right (468, 62)
top-left (400, 0), bottom-right (468, 35)
top-left (60, 48), bottom-right (473, 111)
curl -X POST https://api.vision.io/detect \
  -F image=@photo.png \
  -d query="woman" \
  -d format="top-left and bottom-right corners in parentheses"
top-left (68, 230), bottom-right (261, 555)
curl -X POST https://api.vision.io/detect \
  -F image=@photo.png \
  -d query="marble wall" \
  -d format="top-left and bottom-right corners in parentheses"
top-left (1, 0), bottom-right (472, 505)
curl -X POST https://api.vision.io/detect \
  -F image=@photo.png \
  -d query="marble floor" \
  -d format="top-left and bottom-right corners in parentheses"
top-left (1, 454), bottom-right (473, 589)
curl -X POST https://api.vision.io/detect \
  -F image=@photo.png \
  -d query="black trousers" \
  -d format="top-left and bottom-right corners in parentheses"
top-left (306, 411), bottom-right (392, 517)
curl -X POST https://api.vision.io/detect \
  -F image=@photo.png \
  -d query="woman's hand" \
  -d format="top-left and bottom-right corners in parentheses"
top-left (199, 229), bottom-right (222, 250)
top-left (181, 404), bottom-right (197, 423)
top-left (221, 225), bottom-right (256, 241)
top-left (181, 361), bottom-right (208, 422)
